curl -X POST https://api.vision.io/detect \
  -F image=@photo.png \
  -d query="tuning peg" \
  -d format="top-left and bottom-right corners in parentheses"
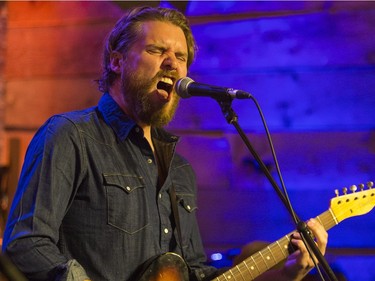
top-left (350, 185), bottom-right (357, 193)
top-left (334, 189), bottom-right (340, 197)
top-left (342, 187), bottom-right (348, 195)
top-left (367, 181), bottom-right (374, 189)
top-left (358, 183), bottom-right (365, 191)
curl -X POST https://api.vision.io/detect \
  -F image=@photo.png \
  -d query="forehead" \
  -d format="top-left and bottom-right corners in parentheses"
top-left (137, 20), bottom-right (188, 51)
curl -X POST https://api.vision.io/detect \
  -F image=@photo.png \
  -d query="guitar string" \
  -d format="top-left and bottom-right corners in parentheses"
top-left (213, 189), bottom-right (374, 281)
top-left (223, 212), bottom-right (335, 281)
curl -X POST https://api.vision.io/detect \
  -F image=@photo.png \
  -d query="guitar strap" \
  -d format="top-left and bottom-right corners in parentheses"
top-left (170, 183), bottom-right (187, 263)
top-left (170, 185), bottom-right (220, 281)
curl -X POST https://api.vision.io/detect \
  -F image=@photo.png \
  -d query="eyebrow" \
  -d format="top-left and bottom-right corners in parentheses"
top-left (146, 44), bottom-right (188, 58)
top-left (175, 50), bottom-right (188, 59)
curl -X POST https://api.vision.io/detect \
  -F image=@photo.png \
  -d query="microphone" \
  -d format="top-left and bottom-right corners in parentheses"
top-left (175, 77), bottom-right (252, 101)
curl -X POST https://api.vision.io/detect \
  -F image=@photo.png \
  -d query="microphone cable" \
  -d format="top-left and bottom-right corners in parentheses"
top-left (246, 95), bottom-right (326, 280)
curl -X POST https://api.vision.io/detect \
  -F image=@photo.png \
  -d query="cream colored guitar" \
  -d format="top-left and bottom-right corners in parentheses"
top-left (136, 182), bottom-right (375, 281)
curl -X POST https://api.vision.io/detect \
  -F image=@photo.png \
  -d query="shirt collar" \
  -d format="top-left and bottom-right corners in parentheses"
top-left (98, 93), bottom-right (179, 143)
top-left (98, 93), bottom-right (136, 141)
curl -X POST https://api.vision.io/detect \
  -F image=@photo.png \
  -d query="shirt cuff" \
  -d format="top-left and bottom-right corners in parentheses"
top-left (55, 259), bottom-right (90, 281)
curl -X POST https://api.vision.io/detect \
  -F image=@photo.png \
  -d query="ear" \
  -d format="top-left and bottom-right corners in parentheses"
top-left (109, 51), bottom-right (124, 74)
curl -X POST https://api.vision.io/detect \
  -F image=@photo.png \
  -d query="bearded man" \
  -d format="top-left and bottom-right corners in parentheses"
top-left (2, 6), bottom-right (327, 281)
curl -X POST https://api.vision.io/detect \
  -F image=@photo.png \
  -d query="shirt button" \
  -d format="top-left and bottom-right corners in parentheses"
top-left (158, 193), bottom-right (162, 199)
top-left (147, 158), bottom-right (153, 164)
top-left (164, 228), bottom-right (169, 234)
top-left (187, 205), bottom-right (191, 210)
top-left (135, 127), bottom-right (140, 133)
top-left (126, 186), bottom-right (131, 191)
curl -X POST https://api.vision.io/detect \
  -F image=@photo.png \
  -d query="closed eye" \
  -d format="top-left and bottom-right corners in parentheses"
top-left (146, 45), bottom-right (187, 62)
top-left (146, 45), bottom-right (165, 55)
top-left (176, 52), bottom-right (187, 62)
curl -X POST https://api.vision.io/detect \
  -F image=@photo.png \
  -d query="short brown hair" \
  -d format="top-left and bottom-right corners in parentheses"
top-left (97, 6), bottom-right (197, 93)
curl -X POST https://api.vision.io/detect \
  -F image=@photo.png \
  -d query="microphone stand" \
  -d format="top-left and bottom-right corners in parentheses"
top-left (218, 99), bottom-right (338, 281)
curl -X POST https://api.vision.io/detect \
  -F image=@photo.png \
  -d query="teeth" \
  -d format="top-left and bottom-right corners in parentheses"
top-left (160, 77), bottom-right (173, 85)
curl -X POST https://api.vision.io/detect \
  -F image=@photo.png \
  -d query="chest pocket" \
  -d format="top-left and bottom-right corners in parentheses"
top-left (104, 173), bottom-right (149, 234)
top-left (175, 192), bottom-right (198, 249)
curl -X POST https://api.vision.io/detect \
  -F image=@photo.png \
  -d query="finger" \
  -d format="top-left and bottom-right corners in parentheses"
top-left (290, 238), bottom-right (315, 270)
top-left (291, 231), bottom-right (301, 240)
top-left (290, 235), bottom-right (307, 253)
top-left (307, 218), bottom-right (328, 254)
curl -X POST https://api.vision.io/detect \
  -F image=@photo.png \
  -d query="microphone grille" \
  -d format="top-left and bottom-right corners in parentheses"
top-left (175, 77), bottom-right (194, 98)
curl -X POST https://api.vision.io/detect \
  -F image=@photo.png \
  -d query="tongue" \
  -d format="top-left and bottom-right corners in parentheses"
top-left (157, 89), bottom-right (169, 100)
top-left (157, 81), bottom-right (172, 100)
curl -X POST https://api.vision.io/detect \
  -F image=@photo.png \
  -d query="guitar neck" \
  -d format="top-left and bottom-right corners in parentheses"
top-left (212, 209), bottom-right (337, 281)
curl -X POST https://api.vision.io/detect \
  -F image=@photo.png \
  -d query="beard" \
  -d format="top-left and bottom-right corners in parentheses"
top-left (120, 68), bottom-right (180, 128)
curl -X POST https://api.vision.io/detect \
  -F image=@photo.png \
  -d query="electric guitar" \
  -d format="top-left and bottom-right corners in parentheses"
top-left (137, 182), bottom-right (375, 281)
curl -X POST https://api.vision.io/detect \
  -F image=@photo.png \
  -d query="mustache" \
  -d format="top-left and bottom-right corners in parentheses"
top-left (154, 70), bottom-right (179, 81)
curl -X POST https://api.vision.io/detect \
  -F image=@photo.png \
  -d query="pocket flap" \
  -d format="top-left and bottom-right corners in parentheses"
top-left (177, 194), bottom-right (197, 213)
top-left (103, 174), bottom-right (145, 194)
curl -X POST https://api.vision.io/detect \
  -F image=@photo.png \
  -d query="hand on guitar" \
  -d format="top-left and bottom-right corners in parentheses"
top-left (282, 218), bottom-right (328, 281)
top-left (221, 185), bottom-right (372, 281)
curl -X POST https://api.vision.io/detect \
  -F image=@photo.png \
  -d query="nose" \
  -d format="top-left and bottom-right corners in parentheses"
top-left (162, 52), bottom-right (178, 71)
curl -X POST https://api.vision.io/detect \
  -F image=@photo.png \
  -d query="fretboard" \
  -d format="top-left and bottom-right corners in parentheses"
top-left (212, 209), bottom-right (337, 281)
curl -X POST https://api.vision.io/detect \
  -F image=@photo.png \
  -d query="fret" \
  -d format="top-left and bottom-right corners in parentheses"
top-left (316, 214), bottom-right (323, 227)
top-left (269, 242), bottom-right (284, 262)
top-left (235, 264), bottom-right (246, 281)
top-left (258, 251), bottom-right (270, 270)
top-left (252, 252), bottom-right (266, 274)
top-left (250, 255), bottom-right (260, 274)
top-left (214, 272), bottom-right (225, 281)
top-left (314, 210), bottom-right (337, 231)
top-left (228, 269), bottom-right (236, 280)
top-left (276, 236), bottom-right (289, 258)
top-left (267, 245), bottom-right (277, 264)
top-left (261, 245), bottom-right (277, 268)
top-left (243, 261), bottom-right (254, 279)
top-left (218, 272), bottom-right (229, 281)
top-left (327, 209), bottom-right (338, 227)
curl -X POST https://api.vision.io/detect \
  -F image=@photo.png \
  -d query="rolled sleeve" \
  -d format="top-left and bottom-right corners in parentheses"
top-left (55, 259), bottom-right (90, 281)
top-left (3, 116), bottom-right (86, 280)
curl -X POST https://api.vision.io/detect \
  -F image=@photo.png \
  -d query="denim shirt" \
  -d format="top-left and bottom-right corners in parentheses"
top-left (2, 93), bottom-right (217, 281)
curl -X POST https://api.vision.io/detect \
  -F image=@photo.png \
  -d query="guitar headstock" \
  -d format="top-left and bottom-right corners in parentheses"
top-left (330, 181), bottom-right (375, 223)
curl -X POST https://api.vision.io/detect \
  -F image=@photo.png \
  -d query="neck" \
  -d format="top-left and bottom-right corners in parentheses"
top-left (140, 123), bottom-right (154, 152)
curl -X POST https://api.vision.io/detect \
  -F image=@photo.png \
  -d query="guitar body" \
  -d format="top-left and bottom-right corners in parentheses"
top-left (137, 252), bottom-right (189, 281)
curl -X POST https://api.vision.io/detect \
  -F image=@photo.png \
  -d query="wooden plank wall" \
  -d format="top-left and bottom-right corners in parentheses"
top-left (0, 2), bottom-right (6, 166)
top-left (1, 1), bottom-right (374, 280)
top-left (170, 2), bottom-right (375, 280)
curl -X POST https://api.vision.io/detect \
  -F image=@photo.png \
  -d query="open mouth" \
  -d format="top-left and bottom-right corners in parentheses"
top-left (157, 76), bottom-right (174, 95)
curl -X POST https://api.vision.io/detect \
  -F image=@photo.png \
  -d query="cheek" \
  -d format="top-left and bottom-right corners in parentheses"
top-left (125, 52), bottom-right (155, 75)
top-left (136, 59), bottom-right (160, 78)
top-left (179, 65), bottom-right (188, 77)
